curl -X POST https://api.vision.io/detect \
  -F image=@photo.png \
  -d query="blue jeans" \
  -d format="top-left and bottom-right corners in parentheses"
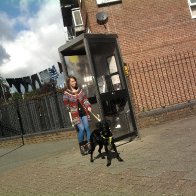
top-left (76, 116), bottom-right (91, 143)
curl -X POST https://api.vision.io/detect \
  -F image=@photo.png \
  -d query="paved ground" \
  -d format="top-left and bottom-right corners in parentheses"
top-left (0, 116), bottom-right (196, 195)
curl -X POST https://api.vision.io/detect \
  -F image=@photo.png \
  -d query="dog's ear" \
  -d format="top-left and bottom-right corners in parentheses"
top-left (106, 119), bottom-right (111, 127)
top-left (96, 122), bottom-right (102, 129)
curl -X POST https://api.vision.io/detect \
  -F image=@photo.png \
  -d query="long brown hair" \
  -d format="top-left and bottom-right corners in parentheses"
top-left (66, 76), bottom-right (78, 90)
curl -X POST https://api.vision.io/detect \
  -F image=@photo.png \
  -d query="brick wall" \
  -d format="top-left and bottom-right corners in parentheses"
top-left (83, 0), bottom-right (196, 61)
top-left (0, 129), bottom-right (77, 148)
top-left (128, 50), bottom-right (196, 113)
top-left (81, 0), bottom-right (196, 67)
top-left (137, 102), bottom-right (196, 129)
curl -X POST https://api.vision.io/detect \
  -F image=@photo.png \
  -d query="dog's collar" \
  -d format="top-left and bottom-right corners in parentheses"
top-left (101, 135), bottom-right (112, 144)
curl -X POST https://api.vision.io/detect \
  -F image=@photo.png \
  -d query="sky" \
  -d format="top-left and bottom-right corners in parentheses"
top-left (0, 0), bottom-right (67, 87)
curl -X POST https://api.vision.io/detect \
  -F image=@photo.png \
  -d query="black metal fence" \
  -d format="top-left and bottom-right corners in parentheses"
top-left (1, 50), bottom-right (196, 138)
top-left (129, 50), bottom-right (196, 113)
top-left (0, 92), bottom-right (72, 139)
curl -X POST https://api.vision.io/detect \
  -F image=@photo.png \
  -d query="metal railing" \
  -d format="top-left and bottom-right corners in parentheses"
top-left (0, 92), bottom-right (72, 139)
top-left (0, 121), bottom-right (20, 138)
top-left (129, 50), bottom-right (196, 113)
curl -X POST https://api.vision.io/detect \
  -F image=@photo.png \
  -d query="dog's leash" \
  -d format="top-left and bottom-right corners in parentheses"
top-left (88, 110), bottom-right (101, 122)
top-left (68, 112), bottom-right (74, 127)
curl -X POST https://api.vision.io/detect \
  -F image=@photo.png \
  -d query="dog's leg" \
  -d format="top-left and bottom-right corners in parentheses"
top-left (90, 145), bottom-right (95, 162)
top-left (112, 141), bottom-right (123, 162)
top-left (98, 143), bottom-right (105, 159)
top-left (104, 145), bottom-right (111, 167)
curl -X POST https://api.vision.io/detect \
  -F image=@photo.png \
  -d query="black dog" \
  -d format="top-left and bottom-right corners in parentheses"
top-left (89, 120), bottom-right (123, 166)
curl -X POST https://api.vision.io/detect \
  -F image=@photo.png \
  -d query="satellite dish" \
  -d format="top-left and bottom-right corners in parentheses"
top-left (96, 12), bottom-right (108, 25)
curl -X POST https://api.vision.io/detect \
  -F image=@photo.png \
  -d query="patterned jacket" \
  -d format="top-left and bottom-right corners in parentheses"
top-left (63, 88), bottom-right (91, 125)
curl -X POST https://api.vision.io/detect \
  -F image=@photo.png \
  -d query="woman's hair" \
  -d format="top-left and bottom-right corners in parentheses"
top-left (66, 76), bottom-right (78, 90)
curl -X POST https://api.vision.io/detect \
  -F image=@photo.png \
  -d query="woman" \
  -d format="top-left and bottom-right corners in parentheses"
top-left (63, 76), bottom-right (92, 155)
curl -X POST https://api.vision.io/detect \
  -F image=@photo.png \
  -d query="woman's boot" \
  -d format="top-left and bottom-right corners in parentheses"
top-left (86, 142), bottom-right (91, 154)
top-left (79, 142), bottom-right (88, 156)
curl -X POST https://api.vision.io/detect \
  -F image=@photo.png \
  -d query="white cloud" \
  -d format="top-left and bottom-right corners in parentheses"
top-left (0, 0), bottom-right (67, 78)
top-left (19, 0), bottom-right (33, 13)
top-left (0, 12), bottom-right (15, 40)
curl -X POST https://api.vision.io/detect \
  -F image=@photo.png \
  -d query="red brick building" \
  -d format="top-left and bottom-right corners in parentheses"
top-left (80, 0), bottom-right (196, 58)
top-left (78, 0), bottom-right (196, 127)
top-left (60, 0), bottom-right (196, 127)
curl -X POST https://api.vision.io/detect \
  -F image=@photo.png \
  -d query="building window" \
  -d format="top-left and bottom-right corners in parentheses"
top-left (188, 0), bottom-right (196, 18)
top-left (71, 8), bottom-right (85, 36)
top-left (72, 8), bottom-right (83, 26)
top-left (96, 0), bottom-right (122, 6)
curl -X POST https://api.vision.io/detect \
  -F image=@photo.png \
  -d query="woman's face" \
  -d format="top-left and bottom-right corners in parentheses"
top-left (69, 78), bottom-right (77, 89)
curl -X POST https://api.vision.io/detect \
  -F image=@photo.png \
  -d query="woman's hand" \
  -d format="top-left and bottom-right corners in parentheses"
top-left (88, 107), bottom-right (92, 112)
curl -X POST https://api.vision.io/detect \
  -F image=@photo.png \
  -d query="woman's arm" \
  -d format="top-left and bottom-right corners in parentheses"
top-left (82, 90), bottom-right (91, 111)
top-left (63, 91), bottom-right (70, 110)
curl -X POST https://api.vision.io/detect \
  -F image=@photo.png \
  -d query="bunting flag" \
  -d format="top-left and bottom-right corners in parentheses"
top-left (48, 65), bottom-right (59, 81)
top-left (5, 65), bottom-right (59, 93)
top-left (39, 69), bottom-right (50, 83)
top-left (6, 78), bottom-right (15, 88)
top-left (31, 74), bottom-right (42, 90)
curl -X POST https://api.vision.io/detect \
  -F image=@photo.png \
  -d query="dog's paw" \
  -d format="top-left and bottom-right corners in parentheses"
top-left (106, 160), bottom-right (111, 167)
top-left (90, 159), bottom-right (94, 163)
top-left (117, 157), bottom-right (123, 162)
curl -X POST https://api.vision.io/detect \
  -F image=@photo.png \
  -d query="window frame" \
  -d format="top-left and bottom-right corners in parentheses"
top-left (96, 0), bottom-right (122, 6)
top-left (188, 0), bottom-right (196, 19)
top-left (72, 8), bottom-right (83, 27)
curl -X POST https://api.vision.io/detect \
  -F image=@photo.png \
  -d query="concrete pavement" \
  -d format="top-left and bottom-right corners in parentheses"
top-left (0, 115), bottom-right (196, 195)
